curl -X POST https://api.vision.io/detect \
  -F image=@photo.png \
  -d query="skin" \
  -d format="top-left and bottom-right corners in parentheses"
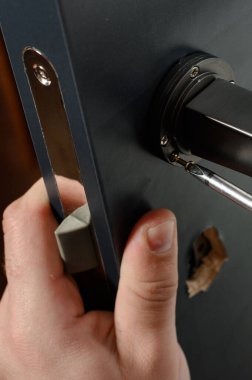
top-left (0, 177), bottom-right (190, 380)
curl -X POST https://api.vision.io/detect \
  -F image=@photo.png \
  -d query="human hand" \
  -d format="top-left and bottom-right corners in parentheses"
top-left (0, 177), bottom-right (190, 380)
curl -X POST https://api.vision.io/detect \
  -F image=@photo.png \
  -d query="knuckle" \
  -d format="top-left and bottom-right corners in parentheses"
top-left (130, 276), bottom-right (178, 305)
top-left (21, 191), bottom-right (51, 220)
top-left (3, 192), bottom-right (50, 234)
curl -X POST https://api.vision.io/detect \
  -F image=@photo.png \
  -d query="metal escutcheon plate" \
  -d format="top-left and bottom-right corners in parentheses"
top-left (152, 52), bottom-right (235, 166)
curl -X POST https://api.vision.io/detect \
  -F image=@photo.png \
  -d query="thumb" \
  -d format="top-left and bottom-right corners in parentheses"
top-left (115, 209), bottom-right (179, 357)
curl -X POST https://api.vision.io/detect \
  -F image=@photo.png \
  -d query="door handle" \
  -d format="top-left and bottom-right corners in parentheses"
top-left (152, 52), bottom-right (252, 212)
top-left (153, 52), bottom-right (252, 177)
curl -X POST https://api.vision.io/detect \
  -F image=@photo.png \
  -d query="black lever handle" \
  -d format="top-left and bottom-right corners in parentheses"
top-left (180, 78), bottom-right (252, 177)
top-left (153, 52), bottom-right (252, 177)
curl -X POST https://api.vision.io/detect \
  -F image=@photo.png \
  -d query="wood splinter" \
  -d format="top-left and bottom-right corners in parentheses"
top-left (187, 227), bottom-right (228, 298)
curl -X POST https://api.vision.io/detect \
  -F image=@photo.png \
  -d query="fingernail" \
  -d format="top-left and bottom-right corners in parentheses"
top-left (147, 220), bottom-right (175, 254)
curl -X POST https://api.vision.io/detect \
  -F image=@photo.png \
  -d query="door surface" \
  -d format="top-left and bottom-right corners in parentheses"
top-left (1, 1), bottom-right (252, 379)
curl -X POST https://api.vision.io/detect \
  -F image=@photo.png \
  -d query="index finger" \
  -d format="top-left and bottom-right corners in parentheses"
top-left (2, 176), bottom-right (85, 291)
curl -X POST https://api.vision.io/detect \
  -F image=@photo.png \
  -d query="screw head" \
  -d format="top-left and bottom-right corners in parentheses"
top-left (169, 152), bottom-right (179, 162)
top-left (33, 64), bottom-right (51, 86)
top-left (190, 66), bottom-right (200, 79)
top-left (160, 136), bottom-right (168, 146)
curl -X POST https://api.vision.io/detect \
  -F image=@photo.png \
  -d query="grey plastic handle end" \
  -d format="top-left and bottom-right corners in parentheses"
top-left (55, 204), bottom-right (98, 274)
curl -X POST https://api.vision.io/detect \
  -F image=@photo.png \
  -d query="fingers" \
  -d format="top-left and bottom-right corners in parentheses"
top-left (56, 175), bottom-right (86, 214)
top-left (2, 176), bottom-right (85, 292)
top-left (115, 209), bottom-right (179, 361)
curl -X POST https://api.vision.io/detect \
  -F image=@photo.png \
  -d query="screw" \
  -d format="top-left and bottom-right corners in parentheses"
top-left (170, 152), bottom-right (180, 162)
top-left (33, 64), bottom-right (51, 86)
top-left (190, 66), bottom-right (200, 79)
top-left (161, 136), bottom-right (168, 146)
top-left (169, 152), bottom-right (194, 170)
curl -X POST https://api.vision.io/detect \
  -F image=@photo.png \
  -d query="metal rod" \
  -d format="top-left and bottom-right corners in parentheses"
top-left (170, 152), bottom-right (252, 212)
top-left (189, 164), bottom-right (252, 211)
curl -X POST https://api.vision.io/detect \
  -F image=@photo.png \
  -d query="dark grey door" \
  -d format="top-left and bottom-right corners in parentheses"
top-left (2, 1), bottom-right (252, 378)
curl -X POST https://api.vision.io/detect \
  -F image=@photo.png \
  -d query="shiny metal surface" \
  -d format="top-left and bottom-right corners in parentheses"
top-left (189, 164), bottom-right (252, 212)
top-left (23, 47), bottom-right (84, 216)
top-left (170, 152), bottom-right (252, 212)
top-left (182, 79), bottom-right (252, 176)
top-left (23, 47), bottom-right (115, 309)
top-left (153, 53), bottom-right (235, 167)
top-left (33, 64), bottom-right (52, 86)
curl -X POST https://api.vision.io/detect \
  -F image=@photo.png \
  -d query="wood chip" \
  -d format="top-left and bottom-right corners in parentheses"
top-left (186, 227), bottom-right (228, 298)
